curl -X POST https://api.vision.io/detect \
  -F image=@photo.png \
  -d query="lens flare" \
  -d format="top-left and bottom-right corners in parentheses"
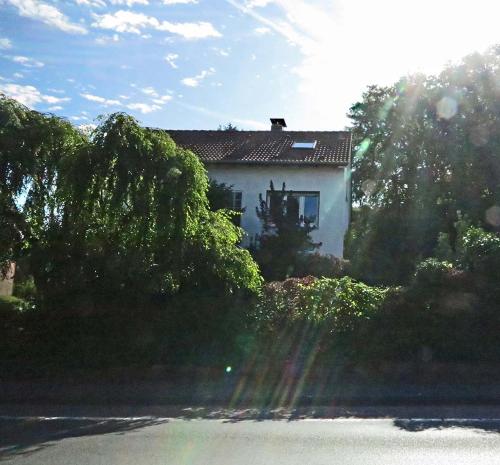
top-left (485, 205), bottom-right (500, 227)
top-left (436, 96), bottom-right (458, 119)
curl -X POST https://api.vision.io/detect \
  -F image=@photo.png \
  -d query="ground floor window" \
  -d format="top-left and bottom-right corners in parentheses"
top-left (267, 190), bottom-right (320, 228)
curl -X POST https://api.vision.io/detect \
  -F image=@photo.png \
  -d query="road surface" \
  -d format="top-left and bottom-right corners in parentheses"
top-left (2, 411), bottom-right (500, 464)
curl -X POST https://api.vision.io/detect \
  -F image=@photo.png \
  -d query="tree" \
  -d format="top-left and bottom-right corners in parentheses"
top-left (217, 122), bottom-right (239, 131)
top-left (346, 46), bottom-right (500, 284)
top-left (252, 181), bottom-right (320, 280)
top-left (0, 96), bottom-right (261, 311)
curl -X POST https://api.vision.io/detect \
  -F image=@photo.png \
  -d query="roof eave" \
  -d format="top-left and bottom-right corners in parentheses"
top-left (201, 160), bottom-right (349, 167)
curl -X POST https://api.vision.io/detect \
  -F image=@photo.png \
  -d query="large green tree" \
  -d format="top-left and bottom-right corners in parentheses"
top-left (346, 46), bottom-right (500, 284)
top-left (0, 96), bottom-right (261, 311)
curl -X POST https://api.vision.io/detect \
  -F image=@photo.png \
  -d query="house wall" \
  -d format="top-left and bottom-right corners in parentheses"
top-left (206, 164), bottom-right (350, 257)
top-left (0, 262), bottom-right (16, 297)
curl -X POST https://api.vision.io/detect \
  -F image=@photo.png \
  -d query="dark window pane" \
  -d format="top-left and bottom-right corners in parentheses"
top-left (304, 195), bottom-right (319, 225)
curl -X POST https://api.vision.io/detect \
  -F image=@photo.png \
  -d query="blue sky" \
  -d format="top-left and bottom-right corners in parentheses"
top-left (2, 0), bottom-right (500, 131)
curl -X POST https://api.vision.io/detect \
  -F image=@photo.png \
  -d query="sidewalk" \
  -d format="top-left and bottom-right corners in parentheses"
top-left (1, 378), bottom-right (499, 406)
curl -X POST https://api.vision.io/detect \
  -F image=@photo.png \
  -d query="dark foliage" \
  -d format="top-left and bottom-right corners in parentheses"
top-left (251, 181), bottom-right (321, 280)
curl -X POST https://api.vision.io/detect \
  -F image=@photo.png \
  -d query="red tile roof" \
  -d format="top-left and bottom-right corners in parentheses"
top-left (165, 130), bottom-right (351, 166)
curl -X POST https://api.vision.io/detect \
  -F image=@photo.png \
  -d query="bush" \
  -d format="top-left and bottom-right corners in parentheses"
top-left (412, 259), bottom-right (454, 292)
top-left (253, 277), bottom-right (388, 367)
top-left (298, 277), bottom-right (387, 333)
top-left (457, 226), bottom-right (500, 275)
top-left (14, 276), bottom-right (37, 301)
top-left (0, 295), bottom-right (31, 314)
top-left (291, 253), bottom-right (349, 278)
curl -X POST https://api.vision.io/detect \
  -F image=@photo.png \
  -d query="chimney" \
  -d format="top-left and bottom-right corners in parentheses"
top-left (270, 118), bottom-right (287, 132)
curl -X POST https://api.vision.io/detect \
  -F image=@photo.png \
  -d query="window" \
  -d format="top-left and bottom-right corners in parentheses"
top-left (267, 191), bottom-right (320, 227)
top-left (231, 191), bottom-right (242, 210)
top-left (231, 191), bottom-right (243, 226)
top-left (292, 140), bottom-right (317, 149)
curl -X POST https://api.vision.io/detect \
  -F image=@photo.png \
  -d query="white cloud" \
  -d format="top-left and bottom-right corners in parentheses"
top-left (43, 94), bottom-right (70, 104)
top-left (163, 0), bottom-right (198, 4)
top-left (48, 105), bottom-right (63, 110)
top-left (75, 0), bottom-right (106, 7)
top-left (13, 72), bottom-right (24, 78)
top-left (254, 26), bottom-right (270, 35)
top-left (78, 123), bottom-right (97, 134)
top-left (110, 0), bottom-right (149, 6)
top-left (212, 47), bottom-right (229, 56)
top-left (80, 93), bottom-right (121, 106)
top-left (165, 52), bottom-right (178, 68)
top-left (151, 95), bottom-right (172, 104)
top-left (0, 83), bottom-right (70, 107)
top-left (92, 10), bottom-right (221, 39)
top-left (139, 87), bottom-right (172, 105)
top-left (141, 86), bottom-right (158, 97)
top-left (126, 102), bottom-right (161, 113)
top-left (157, 21), bottom-right (221, 39)
top-left (7, 0), bottom-right (88, 34)
top-left (245, 0), bottom-right (272, 7)
top-left (181, 67), bottom-right (215, 87)
top-left (9, 55), bottom-right (44, 68)
top-left (0, 38), bottom-right (12, 49)
top-left (95, 34), bottom-right (120, 44)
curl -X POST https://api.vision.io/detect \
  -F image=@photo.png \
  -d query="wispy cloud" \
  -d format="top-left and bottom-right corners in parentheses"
top-left (126, 102), bottom-right (162, 113)
top-left (140, 86), bottom-right (173, 105)
top-left (0, 38), bottom-right (13, 49)
top-left (80, 93), bottom-right (121, 106)
top-left (95, 34), bottom-right (120, 44)
top-left (254, 26), bottom-right (270, 35)
top-left (165, 53), bottom-right (179, 68)
top-left (244, 0), bottom-right (272, 6)
top-left (7, 0), bottom-right (88, 34)
top-left (181, 67), bottom-right (215, 87)
top-left (151, 95), bottom-right (172, 104)
top-left (110, 0), bottom-right (149, 6)
top-left (48, 105), bottom-right (63, 111)
top-left (75, 0), bottom-right (106, 7)
top-left (7, 55), bottom-right (44, 68)
top-left (92, 10), bottom-right (221, 39)
top-left (212, 47), bottom-right (229, 57)
top-left (163, 0), bottom-right (198, 4)
top-left (0, 83), bottom-right (70, 107)
top-left (140, 86), bottom-right (158, 96)
top-left (178, 100), bottom-right (267, 129)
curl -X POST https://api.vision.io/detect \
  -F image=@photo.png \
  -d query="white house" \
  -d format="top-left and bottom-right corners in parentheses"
top-left (168, 118), bottom-right (352, 257)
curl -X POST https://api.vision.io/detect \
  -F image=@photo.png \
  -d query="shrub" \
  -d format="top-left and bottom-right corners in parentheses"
top-left (291, 253), bottom-right (349, 278)
top-left (457, 226), bottom-right (500, 275)
top-left (14, 276), bottom-right (37, 301)
top-left (412, 258), bottom-right (454, 292)
top-left (298, 277), bottom-right (387, 333)
top-left (0, 295), bottom-right (31, 314)
top-left (253, 276), bottom-right (388, 367)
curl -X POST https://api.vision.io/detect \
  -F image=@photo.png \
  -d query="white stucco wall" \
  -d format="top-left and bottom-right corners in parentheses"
top-left (207, 164), bottom-right (351, 257)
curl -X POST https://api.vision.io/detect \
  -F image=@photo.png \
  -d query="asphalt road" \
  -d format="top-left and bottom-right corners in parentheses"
top-left (2, 413), bottom-right (500, 465)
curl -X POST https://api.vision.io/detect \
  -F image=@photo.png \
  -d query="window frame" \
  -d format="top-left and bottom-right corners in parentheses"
top-left (266, 190), bottom-right (320, 228)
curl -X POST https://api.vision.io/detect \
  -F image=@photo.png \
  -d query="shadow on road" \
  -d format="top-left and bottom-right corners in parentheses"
top-left (0, 417), bottom-right (168, 460)
top-left (394, 419), bottom-right (500, 434)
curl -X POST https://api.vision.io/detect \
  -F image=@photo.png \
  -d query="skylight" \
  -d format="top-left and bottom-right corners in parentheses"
top-left (292, 140), bottom-right (317, 149)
